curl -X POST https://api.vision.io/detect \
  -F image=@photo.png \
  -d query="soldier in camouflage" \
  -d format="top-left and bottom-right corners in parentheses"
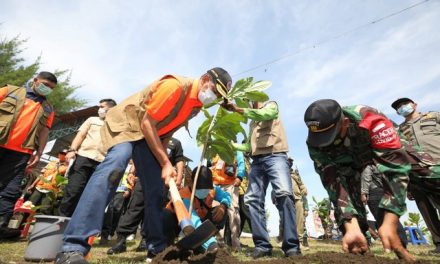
top-left (304, 99), bottom-right (414, 261)
top-left (392, 97), bottom-right (440, 254)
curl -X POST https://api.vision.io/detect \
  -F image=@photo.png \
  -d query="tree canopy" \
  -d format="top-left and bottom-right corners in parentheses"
top-left (0, 34), bottom-right (86, 114)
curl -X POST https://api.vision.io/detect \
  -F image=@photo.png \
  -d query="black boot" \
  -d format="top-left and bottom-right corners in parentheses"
top-left (136, 237), bottom-right (147, 252)
top-left (107, 236), bottom-right (126, 255)
top-left (0, 214), bottom-right (21, 240)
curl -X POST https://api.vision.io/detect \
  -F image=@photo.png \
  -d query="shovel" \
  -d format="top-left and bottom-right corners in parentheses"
top-left (168, 177), bottom-right (217, 250)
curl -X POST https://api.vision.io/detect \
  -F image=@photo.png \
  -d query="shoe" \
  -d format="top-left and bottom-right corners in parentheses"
top-left (429, 244), bottom-right (440, 255)
top-left (107, 238), bottom-right (126, 255)
top-left (136, 237), bottom-right (147, 252)
top-left (126, 233), bottom-right (135, 241)
top-left (99, 236), bottom-right (110, 246)
top-left (285, 250), bottom-right (302, 257)
top-left (252, 248), bottom-right (272, 259)
top-left (55, 251), bottom-right (89, 264)
top-left (206, 242), bottom-right (219, 253)
top-left (145, 251), bottom-right (156, 263)
top-left (0, 227), bottom-right (21, 239)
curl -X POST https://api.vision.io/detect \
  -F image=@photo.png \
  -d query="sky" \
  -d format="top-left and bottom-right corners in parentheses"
top-left (2, 0), bottom-right (439, 236)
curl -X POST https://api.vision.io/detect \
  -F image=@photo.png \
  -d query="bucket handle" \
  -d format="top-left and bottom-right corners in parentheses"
top-left (30, 217), bottom-right (67, 239)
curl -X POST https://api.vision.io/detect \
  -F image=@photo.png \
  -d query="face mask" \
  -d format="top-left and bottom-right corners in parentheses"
top-left (34, 83), bottom-right (53, 96)
top-left (198, 88), bottom-right (218, 105)
top-left (195, 189), bottom-right (210, 199)
top-left (98, 107), bottom-right (107, 118)
top-left (397, 104), bottom-right (414, 117)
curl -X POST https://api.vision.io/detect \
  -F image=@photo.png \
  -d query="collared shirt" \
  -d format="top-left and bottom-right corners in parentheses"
top-left (399, 111), bottom-right (440, 162)
top-left (77, 116), bottom-right (106, 162)
top-left (0, 85), bottom-right (55, 154)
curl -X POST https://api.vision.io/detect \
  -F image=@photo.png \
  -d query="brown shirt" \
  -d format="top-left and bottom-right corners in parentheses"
top-left (399, 111), bottom-right (440, 162)
top-left (77, 116), bottom-right (106, 162)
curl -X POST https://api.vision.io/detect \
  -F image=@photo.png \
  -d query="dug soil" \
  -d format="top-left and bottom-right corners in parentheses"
top-left (151, 246), bottom-right (431, 264)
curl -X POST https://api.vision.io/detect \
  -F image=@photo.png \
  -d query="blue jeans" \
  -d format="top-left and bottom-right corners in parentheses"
top-left (244, 153), bottom-right (300, 254)
top-left (62, 140), bottom-right (168, 255)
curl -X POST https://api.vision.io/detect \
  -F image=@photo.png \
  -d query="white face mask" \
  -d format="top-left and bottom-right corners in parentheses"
top-left (198, 88), bottom-right (218, 105)
top-left (98, 107), bottom-right (107, 118)
top-left (195, 189), bottom-right (210, 199)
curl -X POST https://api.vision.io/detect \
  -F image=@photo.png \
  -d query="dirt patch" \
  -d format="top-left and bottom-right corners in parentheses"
top-left (151, 246), bottom-right (237, 264)
top-left (151, 246), bottom-right (434, 264)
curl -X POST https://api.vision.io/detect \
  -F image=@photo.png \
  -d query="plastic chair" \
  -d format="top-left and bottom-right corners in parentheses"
top-left (405, 226), bottom-right (428, 245)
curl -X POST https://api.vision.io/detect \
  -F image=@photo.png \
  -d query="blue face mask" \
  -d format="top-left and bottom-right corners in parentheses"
top-left (34, 83), bottom-right (53, 97)
top-left (397, 104), bottom-right (414, 117)
top-left (195, 189), bottom-right (210, 199)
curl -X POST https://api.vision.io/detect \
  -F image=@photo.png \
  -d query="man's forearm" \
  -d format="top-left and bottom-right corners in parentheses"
top-left (176, 160), bottom-right (184, 179)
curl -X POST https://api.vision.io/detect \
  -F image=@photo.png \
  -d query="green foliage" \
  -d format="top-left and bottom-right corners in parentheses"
top-left (0, 36), bottom-right (39, 86)
top-left (0, 33), bottom-right (86, 114)
top-left (312, 196), bottom-right (333, 239)
top-left (404, 212), bottom-right (428, 234)
top-left (196, 77), bottom-right (271, 163)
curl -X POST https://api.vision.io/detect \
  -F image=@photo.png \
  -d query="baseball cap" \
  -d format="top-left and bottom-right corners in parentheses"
top-left (191, 166), bottom-right (213, 189)
top-left (391, 98), bottom-right (414, 110)
top-left (207, 67), bottom-right (232, 99)
top-left (304, 99), bottom-right (343, 148)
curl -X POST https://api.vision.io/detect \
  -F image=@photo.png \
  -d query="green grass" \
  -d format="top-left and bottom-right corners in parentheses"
top-left (1, 237), bottom-right (439, 263)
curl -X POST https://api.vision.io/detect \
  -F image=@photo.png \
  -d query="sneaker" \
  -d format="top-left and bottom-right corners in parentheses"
top-left (285, 250), bottom-right (302, 257)
top-left (429, 244), bottom-right (440, 255)
top-left (252, 248), bottom-right (272, 259)
top-left (0, 227), bottom-right (21, 239)
top-left (107, 238), bottom-right (126, 255)
top-left (145, 251), bottom-right (156, 263)
top-left (206, 242), bottom-right (219, 253)
top-left (136, 237), bottom-right (147, 252)
top-left (55, 251), bottom-right (89, 264)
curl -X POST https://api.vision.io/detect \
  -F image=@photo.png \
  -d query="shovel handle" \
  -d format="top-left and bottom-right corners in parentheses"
top-left (168, 177), bottom-right (194, 235)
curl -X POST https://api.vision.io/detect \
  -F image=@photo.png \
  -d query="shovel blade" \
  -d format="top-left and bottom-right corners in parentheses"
top-left (176, 220), bottom-right (217, 250)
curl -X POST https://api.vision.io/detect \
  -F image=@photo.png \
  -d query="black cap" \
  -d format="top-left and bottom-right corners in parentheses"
top-left (207, 67), bottom-right (232, 99)
top-left (391, 98), bottom-right (414, 110)
top-left (191, 166), bottom-right (213, 189)
top-left (304, 99), bottom-right (343, 148)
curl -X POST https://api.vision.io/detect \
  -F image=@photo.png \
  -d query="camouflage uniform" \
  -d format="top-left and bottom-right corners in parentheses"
top-left (398, 111), bottom-right (440, 248)
top-left (308, 105), bottom-right (410, 232)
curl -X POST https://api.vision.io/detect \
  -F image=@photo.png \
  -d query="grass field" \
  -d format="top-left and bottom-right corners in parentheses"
top-left (1, 236), bottom-right (439, 263)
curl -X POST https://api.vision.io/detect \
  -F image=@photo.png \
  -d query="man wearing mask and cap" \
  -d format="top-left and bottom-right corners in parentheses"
top-left (392, 97), bottom-right (440, 254)
top-left (304, 99), bottom-right (415, 261)
top-left (164, 166), bottom-right (231, 253)
top-left (56, 67), bottom-right (232, 264)
top-left (0, 72), bottom-right (57, 239)
top-left (59, 98), bottom-right (117, 217)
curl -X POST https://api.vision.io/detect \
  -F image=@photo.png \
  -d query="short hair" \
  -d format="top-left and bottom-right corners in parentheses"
top-left (37, 71), bottom-right (58, 84)
top-left (99, 98), bottom-right (117, 107)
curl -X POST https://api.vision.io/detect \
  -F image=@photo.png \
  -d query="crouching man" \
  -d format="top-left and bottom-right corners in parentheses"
top-left (164, 166), bottom-right (231, 253)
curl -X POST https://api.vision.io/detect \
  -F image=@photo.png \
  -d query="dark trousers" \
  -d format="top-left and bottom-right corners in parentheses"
top-left (0, 170), bottom-right (26, 227)
top-left (367, 187), bottom-right (408, 247)
top-left (239, 194), bottom-right (252, 235)
top-left (59, 155), bottom-right (100, 217)
top-left (101, 192), bottom-right (128, 238)
top-left (28, 189), bottom-right (53, 215)
top-left (411, 185), bottom-right (440, 245)
top-left (116, 181), bottom-right (145, 237)
top-left (0, 147), bottom-right (30, 191)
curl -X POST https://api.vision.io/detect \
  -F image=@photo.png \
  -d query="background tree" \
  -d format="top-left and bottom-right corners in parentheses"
top-left (0, 33), bottom-right (86, 114)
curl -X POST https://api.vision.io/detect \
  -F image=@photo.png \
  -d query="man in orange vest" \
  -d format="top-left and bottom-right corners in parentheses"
top-left (0, 72), bottom-right (57, 239)
top-left (56, 67), bottom-right (232, 264)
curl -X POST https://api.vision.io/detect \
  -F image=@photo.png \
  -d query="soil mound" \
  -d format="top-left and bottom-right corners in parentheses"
top-left (151, 246), bottom-right (238, 264)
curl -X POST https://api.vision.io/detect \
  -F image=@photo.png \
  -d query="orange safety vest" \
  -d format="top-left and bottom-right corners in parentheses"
top-left (211, 154), bottom-right (237, 185)
top-left (101, 75), bottom-right (202, 151)
top-left (166, 186), bottom-right (215, 220)
top-left (0, 85), bottom-right (52, 150)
